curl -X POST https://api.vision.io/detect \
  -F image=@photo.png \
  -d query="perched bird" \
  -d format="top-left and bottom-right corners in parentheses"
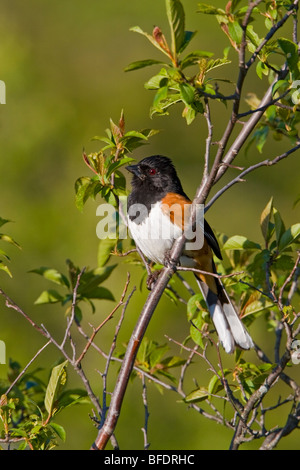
top-left (126, 155), bottom-right (254, 354)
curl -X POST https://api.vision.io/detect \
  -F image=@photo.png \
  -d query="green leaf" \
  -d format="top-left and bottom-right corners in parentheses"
top-left (207, 374), bottom-right (223, 395)
top-left (34, 289), bottom-right (65, 305)
top-left (50, 423), bottom-right (66, 442)
top-left (243, 299), bottom-right (273, 317)
top-left (0, 233), bottom-right (21, 249)
top-left (278, 223), bottom-right (300, 252)
top-left (97, 238), bottom-right (118, 267)
top-left (184, 387), bottom-right (210, 403)
top-left (0, 263), bottom-right (12, 277)
top-left (0, 248), bottom-right (10, 261)
top-left (76, 266), bottom-right (117, 298)
top-left (205, 57), bottom-right (231, 73)
top-left (106, 156), bottom-right (135, 179)
top-left (30, 267), bottom-right (70, 288)
top-left (91, 135), bottom-right (113, 145)
top-left (256, 61), bottom-right (269, 80)
top-left (0, 217), bottom-right (10, 228)
top-left (179, 83), bottom-right (195, 105)
top-left (197, 3), bottom-right (225, 15)
top-left (228, 21), bottom-right (243, 44)
top-left (44, 361), bottom-right (68, 417)
top-left (190, 314), bottom-right (205, 348)
top-left (182, 105), bottom-right (196, 125)
top-left (273, 207), bottom-right (286, 246)
top-left (166, 0), bottom-right (185, 56)
top-left (80, 286), bottom-right (114, 301)
top-left (272, 79), bottom-right (290, 97)
top-left (187, 293), bottom-right (205, 321)
top-left (246, 24), bottom-right (261, 48)
top-left (162, 355), bottom-right (186, 368)
top-left (149, 343), bottom-right (169, 368)
top-left (254, 126), bottom-right (269, 153)
top-left (223, 235), bottom-right (261, 251)
top-left (75, 176), bottom-right (102, 212)
top-left (180, 50), bottom-right (213, 69)
top-left (144, 70), bottom-right (169, 90)
top-left (57, 388), bottom-right (89, 409)
top-left (278, 38), bottom-right (300, 79)
top-left (153, 85), bottom-right (169, 109)
top-left (178, 31), bottom-right (197, 54)
top-left (130, 26), bottom-right (170, 58)
top-left (150, 93), bottom-right (182, 117)
top-left (260, 197), bottom-right (273, 243)
top-left (123, 130), bottom-right (148, 140)
top-left (124, 59), bottom-right (164, 72)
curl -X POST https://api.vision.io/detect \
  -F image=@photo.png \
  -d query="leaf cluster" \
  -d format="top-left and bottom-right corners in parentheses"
top-left (0, 359), bottom-right (88, 450)
top-left (125, 0), bottom-right (300, 138)
top-left (31, 255), bottom-right (117, 322)
top-left (75, 111), bottom-right (158, 211)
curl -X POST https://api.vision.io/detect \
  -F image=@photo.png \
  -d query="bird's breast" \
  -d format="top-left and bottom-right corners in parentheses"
top-left (127, 201), bottom-right (183, 265)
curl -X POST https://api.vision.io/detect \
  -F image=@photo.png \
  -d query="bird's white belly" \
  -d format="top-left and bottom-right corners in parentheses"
top-left (128, 201), bottom-right (183, 265)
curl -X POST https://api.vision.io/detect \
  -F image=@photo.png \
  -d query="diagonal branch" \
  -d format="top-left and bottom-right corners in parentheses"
top-left (206, 142), bottom-right (300, 212)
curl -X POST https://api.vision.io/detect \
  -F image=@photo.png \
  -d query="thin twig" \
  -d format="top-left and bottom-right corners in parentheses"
top-left (99, 284), bottom-right (136, 429)
top-left (61, 267), bottom-right (85, 349)
top-left (141, 374), bottom-right (150, 450)
top-left (206, 142), bottom-right (300, 212)
top-left (246, 0), bottom-right (299, 69)
top-left (279, 251), bottom-right (300, 309)
top-left (0, 289), bottom-right (48, 338)
top-left (5, 341), bottom-right (52, 396)
top-left (76, 273), bottom-right (131, 366)
top-left (177, 266), bottom-right (244, 279)
top-left (237, 89), bottom-right (290, 119)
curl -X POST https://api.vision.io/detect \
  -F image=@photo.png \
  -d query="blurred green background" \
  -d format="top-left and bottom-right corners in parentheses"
top-left (0, 0), bottom-right (299, 450)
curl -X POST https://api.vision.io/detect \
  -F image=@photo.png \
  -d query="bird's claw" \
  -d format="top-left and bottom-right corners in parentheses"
top-left (164, 250), bottom-right (179, 271)
top-left (146, 269), bottom-right (162, 290)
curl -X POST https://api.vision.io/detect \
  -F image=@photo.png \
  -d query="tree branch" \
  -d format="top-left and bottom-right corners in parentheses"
top-left (206, 142), bottom-right (300, 212)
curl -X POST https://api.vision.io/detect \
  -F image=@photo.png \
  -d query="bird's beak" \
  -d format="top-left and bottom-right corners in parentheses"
top-left (126, 164), bottom-right (144, 180)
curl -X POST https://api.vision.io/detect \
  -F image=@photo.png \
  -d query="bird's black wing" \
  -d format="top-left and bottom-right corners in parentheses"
top-left (204, 219), bottom-right (222, 260)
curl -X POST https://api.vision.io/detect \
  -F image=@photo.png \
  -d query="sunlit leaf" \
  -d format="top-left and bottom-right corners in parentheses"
top-left (260, 197), bottom-right (273, 244)
top-left (130, 26), bottom-right (171, 58)
top-left (184, 387), bottom-right (209, 403)
top-left (190, 314), bottom-right (205, 348)
top-left (34, 289), bottom-right (65, 305)
top-left (179, 82), bottom-right (195, 105)
top-left (44, 361), bottom-right (68, 417)
top-left (30, 267), bottom-right (70, 288)
top-left (180, 50), bottom-right (213, 69)
top-left (278, 223), bottom-right (300, 252)
top-left (124, 59), bottom-right (164, 72)
top-left (0, 234), bottom-right (21, 249)
top-left (75, 176), bottom-right (102, 212)
top-left (197, 3), bottom-right (225, 15)
top-left (223, 235), bottom-right (261, 251)
top-left (228, 21), bottom-right (243, 44)
top-left (166, 0), bottom-right (185, 56)
top-left (50, 423), bottom-right (66, 442)
top-left (278, 38), bottom-right (300, 79)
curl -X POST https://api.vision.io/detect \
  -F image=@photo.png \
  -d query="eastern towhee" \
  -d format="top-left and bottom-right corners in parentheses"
top-left (126, 155), bottom-right (254, 354)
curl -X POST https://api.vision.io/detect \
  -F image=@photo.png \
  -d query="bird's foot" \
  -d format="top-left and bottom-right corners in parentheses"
top-left (146, 269), bottom-right (162, 290)
top-left (164, 250), bottom-right (179, 271)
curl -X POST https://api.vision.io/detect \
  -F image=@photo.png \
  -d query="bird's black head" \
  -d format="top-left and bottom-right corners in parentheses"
top-left (126, 155), bottom-right (186, 196)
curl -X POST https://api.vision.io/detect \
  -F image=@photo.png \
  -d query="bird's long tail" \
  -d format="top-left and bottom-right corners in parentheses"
top-left (194, 271), bottom-right (254, 354)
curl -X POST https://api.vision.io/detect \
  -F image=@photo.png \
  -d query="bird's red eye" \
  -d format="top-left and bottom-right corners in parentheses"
top-left (149, 168), bottom-right (156, 175)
